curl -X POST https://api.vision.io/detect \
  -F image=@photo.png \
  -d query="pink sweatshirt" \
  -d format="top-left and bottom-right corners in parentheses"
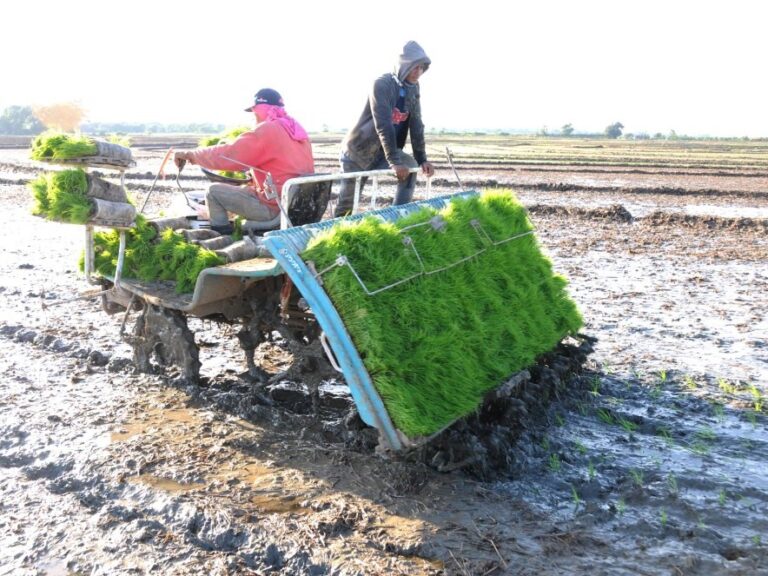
top-left (188, 121), bottom-right (314, 207)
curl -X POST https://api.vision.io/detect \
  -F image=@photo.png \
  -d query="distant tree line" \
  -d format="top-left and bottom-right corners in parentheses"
top-left (0, 104), bottom-right (225, 135)
top-left (2, 104), bottom-right (764, 141)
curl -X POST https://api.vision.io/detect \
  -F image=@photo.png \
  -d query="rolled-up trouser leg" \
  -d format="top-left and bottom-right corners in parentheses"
top-left (393, 153), bottom-right (418, 205)
top-left (334, 157), bottom-right (367, 217)
top-left (206, 183), bottom-right (279, 225)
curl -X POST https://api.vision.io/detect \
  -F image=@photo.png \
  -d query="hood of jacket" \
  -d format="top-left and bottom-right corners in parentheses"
top-left (395, 41), bottom-right (431, 83)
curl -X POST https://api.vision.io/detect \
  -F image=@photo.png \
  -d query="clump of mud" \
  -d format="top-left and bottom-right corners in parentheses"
top-left (170, 333), bottom-right (594, 483)
top-left (644, 211), bottom-right (768, 232)
top-left (528, 204), bottom-right (633, 223)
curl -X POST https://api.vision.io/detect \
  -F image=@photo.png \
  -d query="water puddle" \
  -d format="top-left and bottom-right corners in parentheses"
top-left (128, 474), bottom-right (204, 492)
top-left (110, 406), bottom-right (202, 443)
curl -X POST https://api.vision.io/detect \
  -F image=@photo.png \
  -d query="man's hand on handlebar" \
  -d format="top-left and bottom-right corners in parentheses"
top-left (420, 161), bottom-right (435, 178)
top-left (392, 164), bottom-right (410, 181)
top-left (174, 151), bottom-right (191, 170)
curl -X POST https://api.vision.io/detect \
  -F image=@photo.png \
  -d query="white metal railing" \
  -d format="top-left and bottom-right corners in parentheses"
top-left (278, 167), bottom-right (432, 229)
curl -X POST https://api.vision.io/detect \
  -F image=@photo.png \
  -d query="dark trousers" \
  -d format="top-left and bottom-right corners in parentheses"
top-left (334, 152), bottom-right (418, 217)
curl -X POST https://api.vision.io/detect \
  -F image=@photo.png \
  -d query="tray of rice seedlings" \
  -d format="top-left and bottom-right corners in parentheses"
top-left (28, 169), bottom-right (136, 227)
top-left (198, 126), bottom-right (251, 183)
top-left (31, 131), bottom-right (134, 169)
top-left (265, 190), bottom-right (583, 444)
top-left (86, 215), bottom-right (224, 294)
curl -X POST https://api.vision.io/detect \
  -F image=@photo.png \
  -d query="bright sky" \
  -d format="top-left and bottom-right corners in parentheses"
top-left (2, 0), bottom-right (766, 137)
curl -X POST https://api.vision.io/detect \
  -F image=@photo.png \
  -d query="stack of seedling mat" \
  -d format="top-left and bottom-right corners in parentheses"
top-left (297, 191), bottom-right (583, 438)
top-left (87, 216), bottom-right (225, 293)
top-left (29, 132), bottom-right (136, 227)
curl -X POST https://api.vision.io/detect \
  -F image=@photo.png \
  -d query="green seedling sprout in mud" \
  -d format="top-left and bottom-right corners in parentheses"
top-left (667, 474), bottom-right (679, 496)
top-left (548, 453), bottom-right (561, 473)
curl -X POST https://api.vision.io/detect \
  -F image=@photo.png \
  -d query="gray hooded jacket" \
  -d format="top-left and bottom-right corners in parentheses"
top-left (341, 41), bottom-right (431, 168)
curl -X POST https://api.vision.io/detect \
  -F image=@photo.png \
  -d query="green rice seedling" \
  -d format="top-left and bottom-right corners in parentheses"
top-left (301, 190), bottom-right (582, 437)
top-left (30, 132), bottom-right (97, 160)
top-left (555, 413), bottom-right (565, 427)
top-left (718, 377), bottom-right (736, 395)
top-left (587, 461), bottom-right (596, 480)
top-left (747, 411), bottom-right (758, 428)
top-left (650, 384), bottom-right (662, 400)
top-left (540, 435), bottom-right (550, 452)
top-left (718, 489), bottom-right (727, 506)
top-left (667, 474), bottom-right (678, 496)
top-left (574, 440), bottom-right (587, 455)
top-left (590, 375), bottom-right (601, 396)
top-left (749, 385), bottom-right (763, 412)
top-left (629, 469), bottom-right (644, 488)
top-left (47, 169), bottom-right (92, 224)
top-left (689, 441), bottom-right (710, 456)
top-left (696, 427), bottom-right (716, 442)
top-left (657, 426), bottom-right (673, 446)
top-left (28, 175), bottom-right (50, 216)
top-left (712, 401), bottom-right (725, 422)
top-left (618, 418), bottom-right (638, 433)
top-left (198, 126), bottom-right (249, 147)
top-left (597, 408), bottom-right (614, 425)
top-left (616, 499), bottom-right (626, 517)
top-left (660, 508), bottom-right (668, 528)
top-left (684, 375), bottom-right (697, 390)
top-left (108, 134), bottom-right (131, 147)
top-left (571, 485), bottom-right (582, 509)
top-left (658, 369), bottom-right (668, 383)
top-left (548, 453), bottom-right (561, 473)
top-left (753, 535), bottom-right (762, 546)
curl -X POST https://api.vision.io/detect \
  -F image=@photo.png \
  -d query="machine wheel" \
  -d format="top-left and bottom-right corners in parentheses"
top-left (132, 303), bottom-right (201, 382)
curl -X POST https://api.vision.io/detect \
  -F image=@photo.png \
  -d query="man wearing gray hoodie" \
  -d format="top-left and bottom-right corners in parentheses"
top-left (334, 40), bottom-right (435, 217)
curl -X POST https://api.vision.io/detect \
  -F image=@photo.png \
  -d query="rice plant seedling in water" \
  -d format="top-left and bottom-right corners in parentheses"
top-left (618, 417), bottom-right (638, 433)
top-left (658, 369), bottom-right (668, 383)
top-left (696, 427), bottom-right (716, 442)
top-left (753, 535), bottom-right (762, 546)
top-left (548, 453), bottom-right (561, 473)
top-left (719, 489), bottom-right (727, 506)
top-left (667, 474), bottom-right (678, 496)
top-left (590, 375), bottom-right (601, 396)
top-left (597, 408), bottom-right (615, 425)
top-left (587, 461), bottom-right (596, 480)
top-left (629, 469), bottom-right (644, 488)
top-left (301, 191), bottom-right (582, 437)
top-left (660, 508), bottom-right (668, 528)
top-left (684, 375), bottom-right (697, 390)
top-left (574, 440), bottom-right (587, 455)
top-left (616, 499), bottom-right (626, 517)
top-left (657, 426), bottom-right (673, 446)
top-left (571, 485), bottom-right (582, 509)
top-left (718, 377), bottom-right (736, 395)
top-left (555, 413), bottom-right (565, 427)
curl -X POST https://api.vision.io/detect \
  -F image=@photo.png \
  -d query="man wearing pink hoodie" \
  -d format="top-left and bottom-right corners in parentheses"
top-left (174, 88), bottom-right (314, 234)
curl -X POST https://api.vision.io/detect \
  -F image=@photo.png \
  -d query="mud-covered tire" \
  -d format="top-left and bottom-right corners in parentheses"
top-left (132, 304), bottom-right (200, 382)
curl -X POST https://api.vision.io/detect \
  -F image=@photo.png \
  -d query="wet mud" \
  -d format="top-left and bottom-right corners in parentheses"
top-left (1, 146), bottom-right (767, 575)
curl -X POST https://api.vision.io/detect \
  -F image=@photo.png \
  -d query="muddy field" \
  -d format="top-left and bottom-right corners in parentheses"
top-left (1, 137), bottom-right (767, 575)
